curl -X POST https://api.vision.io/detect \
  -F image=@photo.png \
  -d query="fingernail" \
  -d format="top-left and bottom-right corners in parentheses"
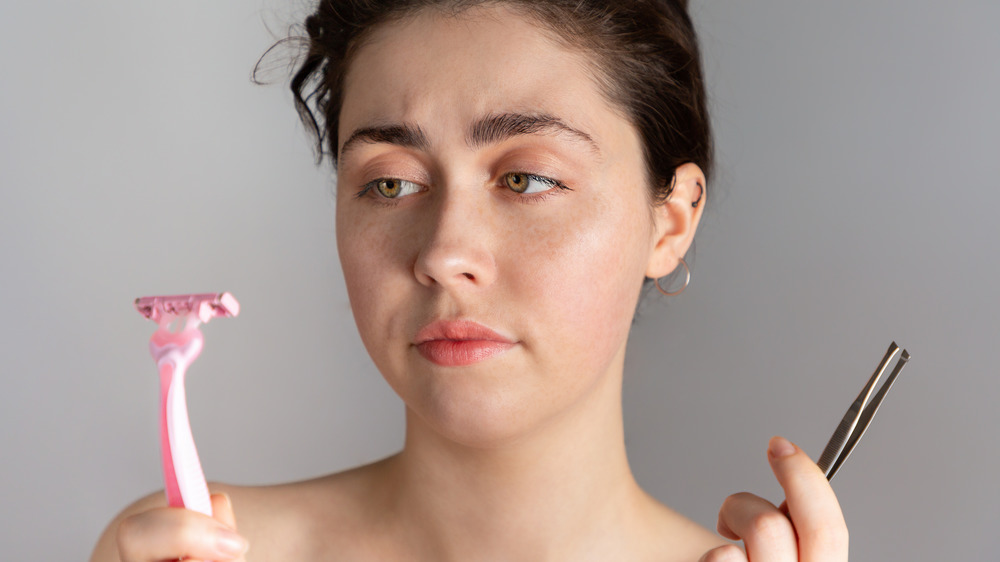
top-left (768, 435), bottom-right (796, 458)
top-left (215, 492), bottom-right (233, 511)
top-left (215, 527), bottom-right (248, 557)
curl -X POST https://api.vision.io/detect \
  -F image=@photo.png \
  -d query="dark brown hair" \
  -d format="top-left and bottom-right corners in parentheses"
top-left (286, 0), bottom-right (712, 201)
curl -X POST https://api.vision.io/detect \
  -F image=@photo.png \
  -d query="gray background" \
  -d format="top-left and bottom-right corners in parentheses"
top-left (1, 1), bottom-right (996, 559)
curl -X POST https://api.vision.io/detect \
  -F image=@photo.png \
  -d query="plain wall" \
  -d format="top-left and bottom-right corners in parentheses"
top-left (1, 1), bottom-right (997, 559)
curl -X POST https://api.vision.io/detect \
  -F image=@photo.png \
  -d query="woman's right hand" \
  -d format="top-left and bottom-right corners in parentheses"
top-left (91, 493), bottom-right (249, 562)
top-left (699, 436), bottom-right (848, 562)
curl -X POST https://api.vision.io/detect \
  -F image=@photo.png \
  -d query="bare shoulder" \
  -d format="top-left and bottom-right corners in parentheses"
top-left (232, 473), bottom-right (728, 561)
top-left (632, 491), bottom-right (729, 562)
top-left (89, 457), bottom-right (395, 562)
top-left (217, 457), bottom-right (396, 560)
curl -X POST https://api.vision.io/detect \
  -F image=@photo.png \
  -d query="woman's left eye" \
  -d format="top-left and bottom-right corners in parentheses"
top-left (503, 172), bottom-right (561, 194)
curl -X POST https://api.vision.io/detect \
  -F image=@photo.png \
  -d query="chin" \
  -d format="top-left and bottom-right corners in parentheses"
top-left (404, 378), bottom-right (558, 449)
top-left (382, 342), bottom-right (621, 450)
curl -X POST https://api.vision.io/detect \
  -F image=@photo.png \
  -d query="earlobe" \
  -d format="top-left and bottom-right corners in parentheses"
top-left (645, 162), bottom-right (706, 279)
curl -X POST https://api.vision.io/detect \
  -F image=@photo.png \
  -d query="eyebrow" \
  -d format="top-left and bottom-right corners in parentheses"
top-left (339, 124), bottom-right (430, 160)
top-left (339, 112), bottom-right (600, 159)
top-left (467, 112), bottom-right (600, 154)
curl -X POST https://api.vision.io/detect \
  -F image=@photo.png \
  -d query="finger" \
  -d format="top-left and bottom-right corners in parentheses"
top-left (768, 435), bottom-right (849, 562)
top-left (211, 493), bottom-right (238, 531)
top-left (717, 491), bottom-right (797, 562)
top-left (209, 493), bottom-right (248, 562)
top-left (116, 506), bottom-right (248, 562)
top-left (699, 543), bottom-right (747, 562)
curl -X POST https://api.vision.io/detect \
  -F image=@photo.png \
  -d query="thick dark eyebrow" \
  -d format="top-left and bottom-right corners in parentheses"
top-left (467, 112), bottom-right (600, 154)
top-left (339, 113), bottom-right (599, 159)
top-left (339, 123), bottom-right (430, 160)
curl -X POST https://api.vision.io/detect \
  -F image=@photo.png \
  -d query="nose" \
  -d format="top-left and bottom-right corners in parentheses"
top-left (413, 192), bottom-right (497, 290)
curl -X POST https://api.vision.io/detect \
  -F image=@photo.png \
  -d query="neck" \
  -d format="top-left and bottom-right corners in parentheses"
top-left (379, 359), bottom-right (647, 561)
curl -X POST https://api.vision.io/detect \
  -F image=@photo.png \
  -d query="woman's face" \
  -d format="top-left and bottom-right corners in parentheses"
top-left (335, 5), bottom-right (694, 446)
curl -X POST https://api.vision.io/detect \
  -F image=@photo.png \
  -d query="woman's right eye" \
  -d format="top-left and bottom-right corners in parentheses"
top-left (362, 178), bottom-right (422, 200)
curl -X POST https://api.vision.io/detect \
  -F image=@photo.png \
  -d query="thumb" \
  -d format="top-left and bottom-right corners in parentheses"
top-left (211, 493), bottom-right (238, 530)
top-left (766, 435), bottom-right (848, 559)
top-left (210, 493), bottom-right (249, 560)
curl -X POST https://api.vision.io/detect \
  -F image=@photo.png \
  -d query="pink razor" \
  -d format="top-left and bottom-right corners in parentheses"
top-left (134, 292), bottom-right (240, 516)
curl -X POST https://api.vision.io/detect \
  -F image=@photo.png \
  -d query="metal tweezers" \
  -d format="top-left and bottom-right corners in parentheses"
top-left (816, 342), bottom-right (910, 481)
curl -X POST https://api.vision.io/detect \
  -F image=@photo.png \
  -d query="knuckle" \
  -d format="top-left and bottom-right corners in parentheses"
top-left (747, 510), bottom-right (792, 543)
top-left (115, 515), bottom-right (140, 552)
top-left (720, 491), bottom-right (754, 511)
top-left (115, 508), bottom-right (208, 560)
top-left (702, 544), bottom-right (746, 562)
top-left (172, 515), bottom-right (206, 545)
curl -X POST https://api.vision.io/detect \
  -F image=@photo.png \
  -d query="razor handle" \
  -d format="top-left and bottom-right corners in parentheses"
top-left (149, 327), bottom-right (213, 516)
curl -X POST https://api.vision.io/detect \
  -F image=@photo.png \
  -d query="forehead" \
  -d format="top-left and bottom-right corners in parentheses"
top-left (338, 4), bottom-right (633, 152)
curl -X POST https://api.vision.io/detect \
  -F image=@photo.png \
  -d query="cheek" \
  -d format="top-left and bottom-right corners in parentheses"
top-left (505, 196), bottom-right (651, 351)
top-left (336, 210), bottom-right (406, 353)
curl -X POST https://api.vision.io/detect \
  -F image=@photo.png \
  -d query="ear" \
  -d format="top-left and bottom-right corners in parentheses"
top-left (645, 162), bottom-right (706, 279)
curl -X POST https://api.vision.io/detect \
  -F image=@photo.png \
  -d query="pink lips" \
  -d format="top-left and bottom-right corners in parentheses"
top-left (414, 320), bottom-right (515, 366)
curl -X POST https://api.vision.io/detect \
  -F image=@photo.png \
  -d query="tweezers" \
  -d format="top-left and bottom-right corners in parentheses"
top-left (816, 341), bottom-right (910, 481)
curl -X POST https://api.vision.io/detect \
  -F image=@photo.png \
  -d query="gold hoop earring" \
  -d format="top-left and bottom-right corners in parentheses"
top-left (654, 258), bottom-right (690, 296)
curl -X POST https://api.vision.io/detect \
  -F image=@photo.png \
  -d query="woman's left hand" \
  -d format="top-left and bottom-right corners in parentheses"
top-left (700, 436), bottom-right (849, 562)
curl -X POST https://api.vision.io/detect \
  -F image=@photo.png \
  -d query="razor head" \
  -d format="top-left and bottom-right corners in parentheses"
top-left (135, 292), bottom-right (240, 324)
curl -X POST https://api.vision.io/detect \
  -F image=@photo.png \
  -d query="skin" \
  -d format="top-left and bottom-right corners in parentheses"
top-left (90, 5), bottom-right (848, 562)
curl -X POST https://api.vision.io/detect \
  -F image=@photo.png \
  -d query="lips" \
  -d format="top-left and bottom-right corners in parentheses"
top-left (413, 320), bottom-right (515, 367)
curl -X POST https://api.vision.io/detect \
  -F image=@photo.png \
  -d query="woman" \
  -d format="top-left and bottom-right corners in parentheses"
top-left (92, 1), bottom-right (848, 560)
